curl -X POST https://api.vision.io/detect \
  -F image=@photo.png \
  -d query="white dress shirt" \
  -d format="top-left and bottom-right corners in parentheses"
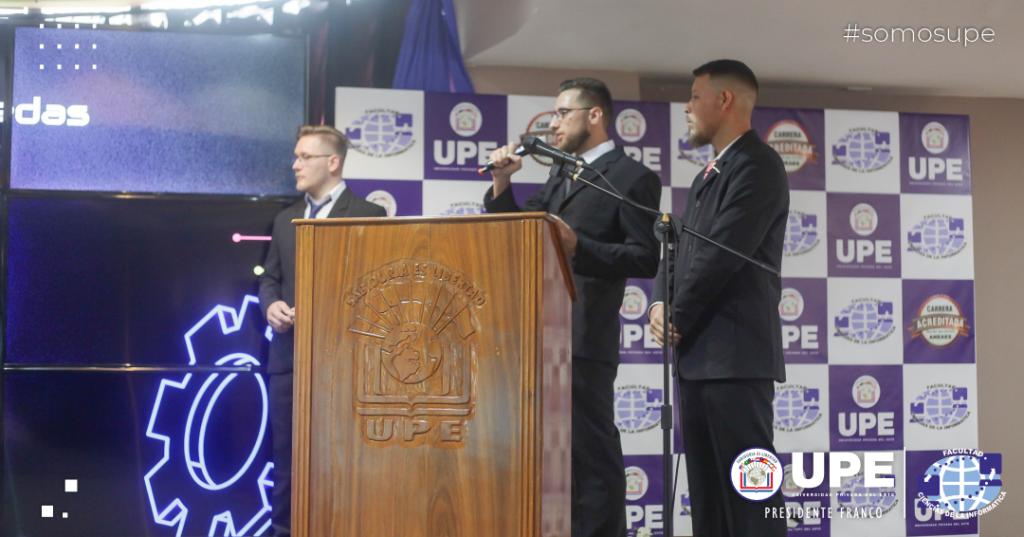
top-left (304, 181), bottom-right (348, 219)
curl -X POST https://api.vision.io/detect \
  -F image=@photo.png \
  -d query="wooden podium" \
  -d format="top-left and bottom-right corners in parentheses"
top-left (291, 212), bottom-right (576, 537)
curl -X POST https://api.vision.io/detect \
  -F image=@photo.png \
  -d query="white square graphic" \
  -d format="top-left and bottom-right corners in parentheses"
top-left (825, 110), bottom-right (901, 194)
top-left (670, 102), bottom-right (714, 188)
top-left (900, 194), bottom-right (975, 280)
top-left (335, 87), bottom-right (424, 180)
top-left (660, 186), bottom-right (672, 214)
top-left (903, 364), bottom-right (978, 451)
top-left (42, 505), bottom-right (53, 518)
top-left (774, 364), bottom-right (830, 453)
top-left (506, 95), bottom-right (558, 184)
top-left (65, 479), bottom-right (77, 493)
top-left (827, 278), bottom-right (904, 364)
top-left (829, 451), bottom-right (906, 537)
top-left (673, 456), bottom-right (694, 536)
top-left (782, 190), bottom-right (828, 278)
top-left (421, 179), bottom-right (490, 216)
top-left (615, 364), bottom-right (670, 456)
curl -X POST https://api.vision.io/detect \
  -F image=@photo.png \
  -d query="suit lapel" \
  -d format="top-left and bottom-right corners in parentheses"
top-left (692, 130), bottom-right (758, 198)
top-left (559, 148), bottom-right (620, 212)
top-left (326, 186), bottom-right (354, 218)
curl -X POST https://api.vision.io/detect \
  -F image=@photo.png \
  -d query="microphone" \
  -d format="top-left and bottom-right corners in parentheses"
top-left (519, 135), bottom-right (588, 169)
top-left (477, 144), bottom-right (529, 174)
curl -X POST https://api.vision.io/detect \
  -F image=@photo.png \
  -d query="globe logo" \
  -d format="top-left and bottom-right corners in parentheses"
top-left (849, 203), bottom-right (879, 236)
top-left (834, 299), bottom-right (895, 344)
top-left (783, 211), bottom-right (819, 256)
top-left (441, 202), bottom-right (485, 216)
top-left (921, 121), bottom-right (950, 154)
top-left (614, 385), bottom-right (663, 433)
top-left (616, 108), bottom-right (647, 143)
top-left (730, 448), bottom-right (783, 501)
top-left (909, 295), bottom-right (970, 347)
top-left (620, 285), bottom-right (648, 321)
top-left (449, 102), bottom-right (482, 137)
top-left (837, 474), bottom-right (899, 515)
top-left (910, 385), bottom-right (969, 429)
top-left (778, 288), bottom-right (804, 322)
top-left (772, 385), bottom-right (821, 431)
top-left (918, 453), bottom-right (1004, 515)
top-left (907, 214), bottom-right (966, 259)
top-left (678, 135), bottom-right (715, 166)
top-left (625, 466), bottom-right (649, 501)
top-left (344, 109), bottom-right (416, 158)
top-left (765, 120), bottom-right (818, 173)
top-left (367, 190), bottom-right (397, 217)
top-left (832, 128), bottom-right (892, 172)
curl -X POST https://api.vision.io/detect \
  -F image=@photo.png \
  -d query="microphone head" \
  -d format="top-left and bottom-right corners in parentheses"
top-left (520, 135), bottom-right (539, 150)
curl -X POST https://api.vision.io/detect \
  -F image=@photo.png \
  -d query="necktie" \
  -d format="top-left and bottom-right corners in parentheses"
top-left (703, 159), bottom-right (718, 180)
top-left (307, 197), bottom-right (330, 219)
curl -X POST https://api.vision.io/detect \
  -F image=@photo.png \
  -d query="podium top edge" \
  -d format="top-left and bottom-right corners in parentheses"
top-left (292, 212), bottom-right (553, 226)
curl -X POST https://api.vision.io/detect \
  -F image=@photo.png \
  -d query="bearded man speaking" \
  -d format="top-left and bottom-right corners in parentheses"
top-left (482, 77), bottom-right (661, 537)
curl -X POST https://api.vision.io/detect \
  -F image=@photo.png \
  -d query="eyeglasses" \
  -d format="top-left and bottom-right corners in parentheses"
top-left (551, 107), bottom-right (592, 121)
top-left (292, 154), bottom-right (333, 166)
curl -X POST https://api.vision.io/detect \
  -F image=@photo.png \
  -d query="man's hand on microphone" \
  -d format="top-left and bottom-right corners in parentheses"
top-left (549, 215), bottom-right (577, 256)
top-left (267, 300), bottom-right (295, 334)
top-left (489, 142), bottom-right (523, 197)
top-left (649, 303), bottom-right (681, 347)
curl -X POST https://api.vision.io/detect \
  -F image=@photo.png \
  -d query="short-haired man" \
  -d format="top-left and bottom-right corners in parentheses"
top-left (484, 77), bottom-right (662, 537)
top-left (649, 60), bottom-right (789, 536)
top-left (259, 125), bottom-right (386, 536)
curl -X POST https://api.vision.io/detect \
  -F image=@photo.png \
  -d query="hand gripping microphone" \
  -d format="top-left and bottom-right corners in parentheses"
top-left (477, 144), bottom-right (530, 174)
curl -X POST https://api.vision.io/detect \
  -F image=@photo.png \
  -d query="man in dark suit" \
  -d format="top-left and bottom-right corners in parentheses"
top-left (484, 78), bottom-right (661, 537)
top-left (649, 60), bottom-right (788, 536)
top-left (259, 125), bottom-right (386, 536)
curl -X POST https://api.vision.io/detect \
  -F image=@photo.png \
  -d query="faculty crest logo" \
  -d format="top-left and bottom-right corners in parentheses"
top-left (779, 288), bottom-right (804, 322)
top-left (784, 211), bottom-right (820, 255)
top-left (834, 299), bottom-right (895, 344)
top-left (366, 190), bottom-right (398, 217)
top-left (616, 108), bottom-right (647, 143)
top-left (620, 285), bottom-right (649, 321)
top-left (773, 384), bottom-right (821, 432)
top-left (837, 472), bottom-right (899, 516)
top-left (852, 375), bottom-right (881, 409)
top-left (917, 451), bottom-right (1004, 517)
top-left (625, 466), bottom-right (650, 501)
top-left (345, 259), bottom-right (484, 448)
top-left (520, 111), bottom-right (557, 165)
top-left (909, 295), bottom-right (970, 347)
top-left (832, 128), bottom-right (893, 172)
top-left (907, 214), bottom-right (966, 259)
top-left (921, 121), bottom-right (950, 154)
top-left (850, 203), bottom-right (879, 236)
top-left (449, 102), bottom-right (482, 137)
top-left (345, 109), bottom-right (416, 158)
top-left (730, 448), bottom-right (783, 501)
top-left (614, 385), bottom-right (663, 433)
top-left (765, 120), bottom-right (818, 173)
top-left (909, 384), bottom-right (969, 430)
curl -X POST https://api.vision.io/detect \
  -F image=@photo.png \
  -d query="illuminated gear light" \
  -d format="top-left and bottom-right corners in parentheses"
top-left (145, 295), bottom-right (274, 537)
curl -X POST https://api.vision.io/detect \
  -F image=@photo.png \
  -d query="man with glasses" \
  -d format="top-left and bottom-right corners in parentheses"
top-left (483, 78), bottom-right (661, 537)
top-left (259, 125), bottom-right (386, 536)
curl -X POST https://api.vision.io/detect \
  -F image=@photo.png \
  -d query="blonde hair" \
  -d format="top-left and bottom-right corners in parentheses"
top-left (297, 125), bottom-right (350, 162)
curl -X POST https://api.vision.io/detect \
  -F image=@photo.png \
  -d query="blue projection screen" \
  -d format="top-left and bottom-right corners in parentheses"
top-left (10, 27), bottom-right (305, 194)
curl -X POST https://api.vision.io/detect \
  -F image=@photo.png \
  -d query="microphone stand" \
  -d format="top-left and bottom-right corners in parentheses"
top-left (554, 159), bottom-right (779, 537)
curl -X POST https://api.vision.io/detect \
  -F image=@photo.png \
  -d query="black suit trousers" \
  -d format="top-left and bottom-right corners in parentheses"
top-left (269, 372), bottom-right (293, 537)
top-left (678, 378), bottom-right (786, 537)
top-left (571, 358), bottom-right (626, 537)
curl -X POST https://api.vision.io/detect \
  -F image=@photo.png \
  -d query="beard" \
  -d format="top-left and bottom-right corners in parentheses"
top-left (687, 117), bottom-right (712, 148)
top-left (556, 122), bottom-right (591, 155)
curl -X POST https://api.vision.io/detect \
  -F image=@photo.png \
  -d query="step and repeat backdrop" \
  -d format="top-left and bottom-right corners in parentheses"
top-left (335, 87), bottom-right (978, 537)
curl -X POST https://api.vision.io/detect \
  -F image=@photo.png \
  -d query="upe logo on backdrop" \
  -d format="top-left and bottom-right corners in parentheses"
top-left (907, 214), bottom-right (966, 259)
top-left (14, 96), bottom-right (89, 126)
top-left (837, 203), bottom-right (893, 265)
top-left (839, 375), bottom-right (896, 438)
top-left (779, 288), bottom-right (819, 351)
top-left (909, 122), bottom-right (965, 181)
top-left (837, 471), bottom-right (899, 516)
top-left (678, 133), bottom-right (715, 166)
top-left (449, 102), bottom-right (482, 137)
top-left (783, 211), bottom-right (820, 256)
top-left (773, 384), bottom-right (821, 432)
top-left (616, 108), bottom-right (661, 171)
top-left (909, 384), bottom-right (969, 430)
top-left (625, 466), bottom-right (650, 501)
top-left (832, 127), bottom-right (893, 172)
top-left (344, 109), bottom-right (415, 158)
top-left (620, 285), bottom-right (648, 321)
top-left (909, 295), bottom-right (971, 348)
top-left (765, 120), bottom-right (818, 173)
top-left (440, 201), bottom-right (485, 216)
top-left (834, 299), bottom-right (895, 344)
top-left (917, 450), bottom-right (1005, 518)
top-left (731, 448), bottom-right (783, 501)
top-left (434, 102), bottom-right (497, 168)
top-left (614, 385), bottom-right (662, 433)
top-left (520, 111), bottom-right (557, 166)
top-left (367, 190), bottom-right (397, 217)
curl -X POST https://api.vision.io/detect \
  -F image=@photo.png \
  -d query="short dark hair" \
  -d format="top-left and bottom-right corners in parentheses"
top-left (297, 125), bottom-right (350, 162)
top-left (692, 59), bottom-right (759, 95)
top-left (558, 77), bottom-right (613, 128)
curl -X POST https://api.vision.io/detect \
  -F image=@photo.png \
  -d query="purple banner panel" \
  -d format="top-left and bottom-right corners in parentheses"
top-left (609, 101), bottom-right (671, 185)
top-left (752, 108), bottom-right (826, 191)
top-left (509, 182), bottom-right (545, 209)
top-left (900, 113), bottom-right (971, 195)
top-left (778, 452), bottom-right (832, 536)
top-left (671, 187), bottom-right (690, 218)
top-left (904, 450), bottom-right (979, 536)
top-left (780, 278), bottom-right (828, 364)
top-left (424, 92), bottom-right (507, 180)
top-left (827, 193), bottom-right (901, 278)
top-left (902, 280), bottom-right (976, 364)
top-left (624, 454), bottom-right (668, 536)
top-left (829, 365), bottom-right (903, 451)
top-left (346, 179), bottom-right (423, 217)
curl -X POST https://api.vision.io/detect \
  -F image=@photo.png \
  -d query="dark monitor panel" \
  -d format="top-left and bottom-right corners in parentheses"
top-left (9, 27), bottom-right (305, 195)
top-left (2, 371), bottom-right (273, 536)
top-left (5, 195), bottom-right (293, 365)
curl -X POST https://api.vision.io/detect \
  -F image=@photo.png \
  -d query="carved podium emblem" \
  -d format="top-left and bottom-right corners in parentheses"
top-left (345, 259), bottom-right (482, 448)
